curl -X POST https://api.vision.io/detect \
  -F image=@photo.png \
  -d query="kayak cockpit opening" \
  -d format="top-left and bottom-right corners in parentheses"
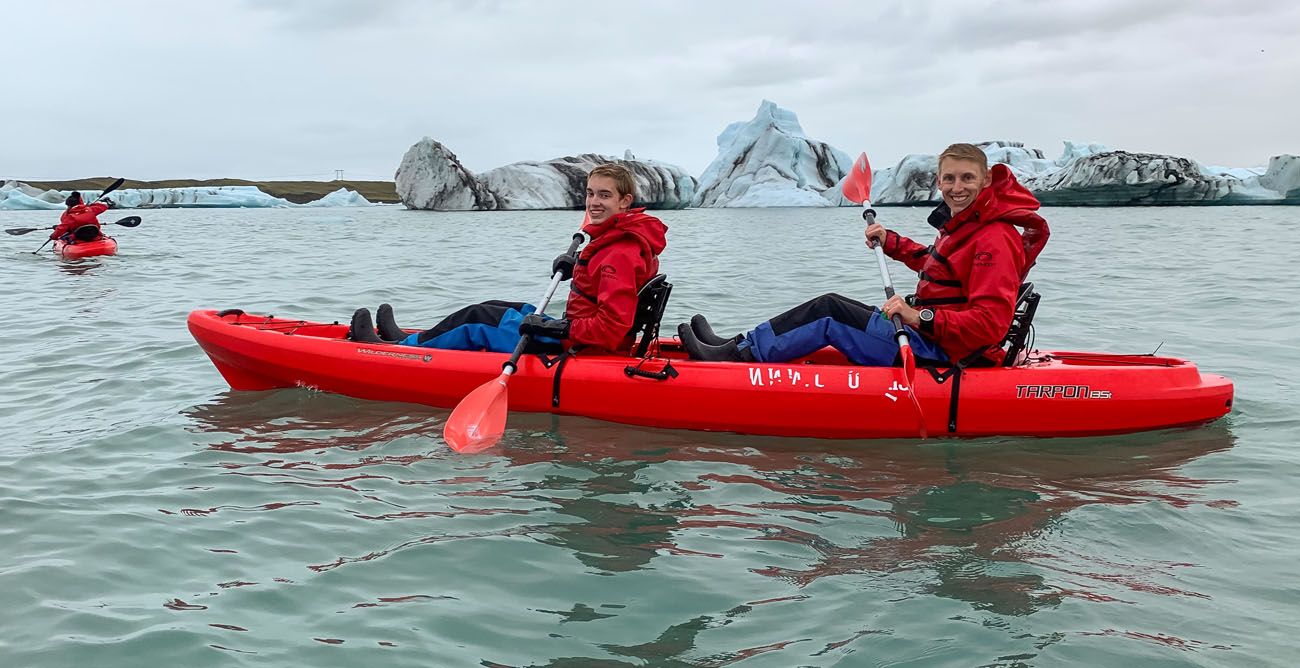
top-left (71, 225), bottom-right (102, 243)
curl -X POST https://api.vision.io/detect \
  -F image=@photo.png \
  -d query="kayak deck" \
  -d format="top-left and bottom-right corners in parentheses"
top-left (188, 309), bottom-right (1234, 439)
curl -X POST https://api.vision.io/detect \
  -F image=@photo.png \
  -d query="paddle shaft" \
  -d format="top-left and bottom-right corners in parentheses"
top-left (865, 204), bottom-right (928, 437)
top-left (862, 206), bottom-right (913, 350)
top-left (845, 154), bottom-right (926, 437)
top-left (99, 178), bottom-right (126, 200)
top-left (500, 232), bottom-right (585, 375)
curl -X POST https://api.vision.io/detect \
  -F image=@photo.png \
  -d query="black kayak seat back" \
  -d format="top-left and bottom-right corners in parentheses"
top-left (628, 274), bottom-right (672, 357)
top-left (999, 282), bottom-right (1040, 366)
top-left (71, 225), bottom-right (102, 242)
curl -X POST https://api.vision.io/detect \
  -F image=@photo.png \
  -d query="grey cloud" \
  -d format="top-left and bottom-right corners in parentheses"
top-left (2, 0), bottom-right (1296, 180)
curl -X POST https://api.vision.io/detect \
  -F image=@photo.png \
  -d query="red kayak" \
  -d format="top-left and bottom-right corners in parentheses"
top-left (187, 309), bottom-right (1233, 439)
top-left (54, 236), bottom-right (117, 259)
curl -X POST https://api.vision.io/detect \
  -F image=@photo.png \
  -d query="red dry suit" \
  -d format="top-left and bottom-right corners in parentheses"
top-left (882, 164), bottom-right (1050, 363)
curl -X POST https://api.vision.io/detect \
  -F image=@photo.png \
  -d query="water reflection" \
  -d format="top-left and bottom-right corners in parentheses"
top-left (528, 456), bottom-right (682, 574)
top-left (499, 417), bottom-right (1237, 617)
top-left (55, 259), bottom-right (107, 276)
top-left (184, 390), bottom-right (440, 458)
top-left (184, 390), bottom-right (1236, 628)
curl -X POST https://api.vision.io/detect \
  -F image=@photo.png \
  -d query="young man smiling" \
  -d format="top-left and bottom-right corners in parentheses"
top-left (349, 163), bottom-right (668, 355)
top-left (679, 143), bottom-right (1049, 366)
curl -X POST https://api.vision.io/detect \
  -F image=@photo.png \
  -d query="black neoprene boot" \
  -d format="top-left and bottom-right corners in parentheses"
top-left (348, 308), bottom-right (384, 343)
top-left (376, 303), bottom-right (406, 342)
top-left (678, 323), bottom-right (754, 362)
top-left (690, 314), bottom-right (743, 346)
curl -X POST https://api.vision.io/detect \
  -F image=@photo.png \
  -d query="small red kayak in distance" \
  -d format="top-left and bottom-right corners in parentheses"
top-left (187, 309), bottom-right (1234, 440)
top-left (54, 236), bottom-right (118, 259)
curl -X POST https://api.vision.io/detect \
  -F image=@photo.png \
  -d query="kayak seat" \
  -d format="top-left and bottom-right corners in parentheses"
top-left (628, 274), bottom-right (672, 357)
top-left (999, 282), bottom-right (1041, 366)
top-left (72, 225), bottom-right (102, 242)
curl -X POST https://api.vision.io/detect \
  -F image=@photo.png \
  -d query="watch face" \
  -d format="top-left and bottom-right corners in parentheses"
top-left (920, 309), bottom-right (934, 322)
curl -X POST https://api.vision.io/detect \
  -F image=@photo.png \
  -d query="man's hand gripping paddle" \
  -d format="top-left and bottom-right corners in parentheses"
top-left (443, 213), bottom-right (590, 453)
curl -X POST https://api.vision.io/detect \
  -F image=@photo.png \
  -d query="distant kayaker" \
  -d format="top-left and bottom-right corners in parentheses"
top-left (347, 163), bottom-right (669, 354)
top-left (51, 191), bottom-right (113, 242)
top-left (679, 143), bottom-right (1050, 366)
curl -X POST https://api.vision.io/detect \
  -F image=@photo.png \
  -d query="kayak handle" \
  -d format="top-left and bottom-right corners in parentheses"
top-left (624, 360), bottom-right (679, 381)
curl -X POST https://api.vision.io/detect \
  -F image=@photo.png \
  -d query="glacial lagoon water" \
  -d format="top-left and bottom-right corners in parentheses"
top-left (1, 204), bottom-right (1297, 667)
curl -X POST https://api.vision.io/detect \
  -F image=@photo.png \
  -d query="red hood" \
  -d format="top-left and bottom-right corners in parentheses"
top-left (941, 164), bottom-right (1050, 272)
top-left (582, 207), bottom-right (668, 255)
top-left (952, 164), bottom-right (1041, 226)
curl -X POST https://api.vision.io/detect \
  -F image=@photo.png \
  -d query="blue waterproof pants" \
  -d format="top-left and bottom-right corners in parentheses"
top-left (741, 293), bottom-right (948, 366)
top-left (398, 300), bottom-right (560, 352)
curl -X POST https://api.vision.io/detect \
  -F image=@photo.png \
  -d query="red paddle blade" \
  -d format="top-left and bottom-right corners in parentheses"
top-left (444, 374), bottom-right (511, 453)
top-left (841, 152), bottom-right (873, 204)
top-left (899, 346), bottom-right (928, 439)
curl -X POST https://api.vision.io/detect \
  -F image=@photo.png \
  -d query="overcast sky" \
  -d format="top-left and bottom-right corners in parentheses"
top-left (4, 0), bottom-right (1297, 181)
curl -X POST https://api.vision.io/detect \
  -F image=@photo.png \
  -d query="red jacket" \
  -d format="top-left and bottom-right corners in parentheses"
top-left (882, 164), bottom-right (1049, 362)
top-left (565, 208), bottom-right (668, 352)
top-left (51, 201), bottom-right (109, 240)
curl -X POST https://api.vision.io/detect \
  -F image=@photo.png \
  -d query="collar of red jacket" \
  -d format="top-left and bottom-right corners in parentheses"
top-left (581, 207), bottom-right (668, 255)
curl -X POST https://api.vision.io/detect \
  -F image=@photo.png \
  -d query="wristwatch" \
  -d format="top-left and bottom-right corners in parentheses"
top-left (917, 308), bottom-right (935, 332)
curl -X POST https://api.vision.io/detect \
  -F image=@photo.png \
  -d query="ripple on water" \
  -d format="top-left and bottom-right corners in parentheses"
top-left (0, 205), bottom-right (1296, 666)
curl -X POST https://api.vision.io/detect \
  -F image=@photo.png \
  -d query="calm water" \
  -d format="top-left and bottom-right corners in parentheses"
top-left (1, 205), bottom-right (1297, 667)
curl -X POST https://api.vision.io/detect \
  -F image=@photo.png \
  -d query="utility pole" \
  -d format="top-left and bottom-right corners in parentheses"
top-left (334, 169), bottom-right (344, 181)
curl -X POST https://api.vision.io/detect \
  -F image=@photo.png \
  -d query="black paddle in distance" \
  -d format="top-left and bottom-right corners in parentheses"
top-left (7, 216), bottom-right (141, 237)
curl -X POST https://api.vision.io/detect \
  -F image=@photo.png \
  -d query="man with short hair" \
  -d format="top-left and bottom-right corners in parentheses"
top-left (681, 143), bottom-right (1049, 366)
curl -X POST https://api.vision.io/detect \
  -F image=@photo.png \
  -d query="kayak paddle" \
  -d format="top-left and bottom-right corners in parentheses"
top-left (842, 152), bottom-right (927, 438)
top-left (98, 177), bottom-right (126, 200)
top-left (444, 216), bottom-right (590, 453)
top-left (7, 215), bottom-right (142, 236)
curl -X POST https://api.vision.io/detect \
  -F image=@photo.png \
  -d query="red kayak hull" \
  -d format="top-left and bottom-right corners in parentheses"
top-left (54, 236), bottom-right (117, 259)
top-left (187, 309), bottom-right (1234, 439)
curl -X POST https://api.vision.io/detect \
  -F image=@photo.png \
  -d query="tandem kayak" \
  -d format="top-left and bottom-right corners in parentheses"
top-left (54, 236), bottom-right (117, 259)
top-left (187, 309), bottom-right (1234, 440)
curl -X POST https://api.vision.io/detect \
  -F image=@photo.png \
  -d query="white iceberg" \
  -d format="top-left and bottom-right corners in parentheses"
top-left (302, 187), bottom-right (375, 207)
top-left (693, 100), bottom-right (853, 208)
top-left (0, 181), bottom-right (64, 210)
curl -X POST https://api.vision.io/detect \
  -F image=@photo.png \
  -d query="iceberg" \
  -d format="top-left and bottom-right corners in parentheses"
top-left (869, 142), bottom-right (1058, 205)
top-left (302, 187), bottom-right (376, 208)
top-left (395, 139), bottom-right (696, 211)
top-left (1055, 140), bottom-right (1111, 167)
top-left (1023, 151), bottom-right (1300, 206)
top-left (865, 142), bottom-right (1299, 206)
top-left (0, 180), bottom-right (374, 210)
top-left (689, 102), bottom-right (1295, 206)
top-left (394, 139), bottom-right (500, 211)
top-left (0, 181), bottom-right (64, 210)
top-left (692, 100), bottom-right (853, 208)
